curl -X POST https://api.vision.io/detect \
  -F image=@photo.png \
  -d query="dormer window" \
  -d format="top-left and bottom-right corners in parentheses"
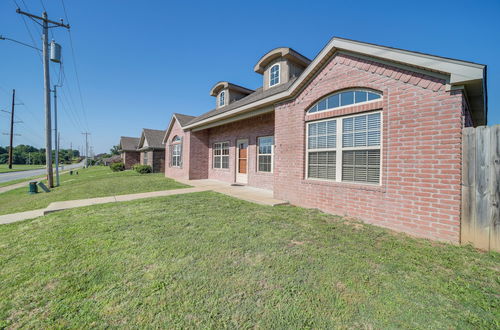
top-left (218, 91), bottom-right (226, 107)
top-left (269, 64), bottom-right (280, 87)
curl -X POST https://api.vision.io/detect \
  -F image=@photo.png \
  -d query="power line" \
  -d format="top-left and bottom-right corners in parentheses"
top-left (60, 0), bottom-right (90, 132)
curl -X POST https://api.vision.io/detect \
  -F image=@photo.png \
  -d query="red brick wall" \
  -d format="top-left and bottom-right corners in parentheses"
top-left (274, 53), bottom-right (464, 243)
top-left (121, 151), bottom-right (140, 169)
top-left (207, 112), bottom-right (275, 190)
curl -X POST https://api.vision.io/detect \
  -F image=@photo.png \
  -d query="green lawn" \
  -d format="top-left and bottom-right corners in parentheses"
top-left (0, 166), bottom-right (188, 215)
top-left (0, 191), bottom-right (498, 328)
top-left (0, 164), bottom-right (44, 173)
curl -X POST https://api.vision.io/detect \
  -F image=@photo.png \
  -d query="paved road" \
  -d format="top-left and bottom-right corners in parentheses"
top-left (0, 162), bottom-right (85, 183)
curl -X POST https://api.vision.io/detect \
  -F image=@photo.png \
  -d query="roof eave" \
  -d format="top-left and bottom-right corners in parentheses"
top-left (186, 37), bottom-right (486, 129)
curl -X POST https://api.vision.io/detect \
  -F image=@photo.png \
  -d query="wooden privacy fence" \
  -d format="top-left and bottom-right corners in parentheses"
top-left (462, 125), bottom-right (500, 252)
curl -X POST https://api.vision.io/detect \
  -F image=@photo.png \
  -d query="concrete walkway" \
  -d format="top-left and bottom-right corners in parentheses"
top-left (0, 179), bottom-right (287, 225)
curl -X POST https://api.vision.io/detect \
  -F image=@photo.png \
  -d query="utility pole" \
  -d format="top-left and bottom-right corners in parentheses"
top-left (1, 89), bottom-right (22, 169)
top-left (16, 8), bottom-right (70, 188)
top-left (8, 89), bottom-right (15, 169)
top-left (82, 132), bottom-right (90, 168)
top-left (53, 85), bottom-right (60, 186)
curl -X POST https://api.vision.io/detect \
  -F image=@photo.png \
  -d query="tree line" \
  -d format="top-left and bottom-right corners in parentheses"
top-left (0, 145), bottom-right (80, 165)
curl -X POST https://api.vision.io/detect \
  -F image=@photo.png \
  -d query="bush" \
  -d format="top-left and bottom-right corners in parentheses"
top-left (133, 164), bottom-right (152, 174)
top-left (110, 162), bottom-right (125, 172)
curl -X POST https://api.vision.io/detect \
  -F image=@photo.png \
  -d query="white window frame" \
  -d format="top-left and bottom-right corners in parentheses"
top-left (219, 91), bottom-right (226, 107)
top-left (171, 143), bottom-right (182, 167)
top-left (213, 141), bottom-right (229, 169)
top-left (306, 110), bottom-right (383, 185)
top-left (257, 136), bottom-right (274, 173)
top-left (269, 63), bottom-right (280, 87)
top-left (306, 89), bottom-right (382, 114)
top-left (143, 151), bottom-right (148, 165)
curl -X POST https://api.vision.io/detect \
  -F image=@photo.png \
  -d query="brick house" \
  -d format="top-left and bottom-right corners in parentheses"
top-left (163, 37), bottom-right (487, 243)
top-left (137, 128), bottom-right (166, 173)
top-left (119, 136), bottom-right (140, 169)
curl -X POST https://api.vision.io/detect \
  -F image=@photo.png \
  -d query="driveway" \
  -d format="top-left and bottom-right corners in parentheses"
top-left (0, 162), bottom-right (85, 184)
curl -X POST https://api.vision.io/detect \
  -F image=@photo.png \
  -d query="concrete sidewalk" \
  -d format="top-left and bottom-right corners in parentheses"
top-left (0, 179), bottom-right (287, 225)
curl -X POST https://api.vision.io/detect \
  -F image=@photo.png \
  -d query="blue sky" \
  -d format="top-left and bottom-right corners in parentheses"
top-left (1, 0), bottom-right (499, 154)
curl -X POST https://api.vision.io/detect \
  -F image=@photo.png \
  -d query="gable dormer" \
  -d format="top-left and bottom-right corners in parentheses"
top-left (254, 47), bottom-right (311, 91)
top-left (210, 82), bottom-right (254, 109)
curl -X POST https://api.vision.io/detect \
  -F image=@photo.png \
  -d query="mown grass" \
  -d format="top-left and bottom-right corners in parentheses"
top-left (0, 164), bottom-right (44, 173)
top-left (0, 166), bottom-right (188, 215)
top-left (0, 191), bottom-right (498, 328)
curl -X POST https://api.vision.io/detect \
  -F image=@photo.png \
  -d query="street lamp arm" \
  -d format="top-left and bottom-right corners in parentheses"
top-left (0, 35), bottom-right (42, 51)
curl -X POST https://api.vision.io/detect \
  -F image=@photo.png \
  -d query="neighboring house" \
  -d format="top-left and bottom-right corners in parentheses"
top-left (163, 37), bottom-right (487, 243)
top-left (102, 154), bottom-right (121, 166)
top-left (119, 136), bottom-right (140, 169)
top-left (137, 128), bottom-right (166, 173)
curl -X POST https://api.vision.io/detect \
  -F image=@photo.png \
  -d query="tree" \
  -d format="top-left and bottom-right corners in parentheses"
top-left (110, 145), bottom-right (120, 156)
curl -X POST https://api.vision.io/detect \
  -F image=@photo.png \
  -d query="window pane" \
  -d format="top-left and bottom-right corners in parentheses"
top-left (327, 94), bottom-right (340, 108)
top-left (367, 131), bottom-right (380, 146)
top-left (308, 137), bottom-right (317, 149)
top-left (308, 151), bottom-right (336, 180)
top-left (355, 91), bottom-right (367, 103)
top-left (341, 91), bottom-right (354, 106)
top-left (354, 115), bottom-right (366, 131)
top-left (368, 113), bottom-right (380, 130)
top-left (222, 156), bottom-right (229, 169)
top-left (354, 132), bottom-right (367, 147)
top-left (343, 133), bottom-right (353, 148)
top-left (318, 99), bottom-right (327, 111)
top-left (308, 90), bottom-right (381, 114)
top-left (342, 150), bottom-right (380, 184)
top-left (368, 92), bottom-right (381, 101)
top-left (309, 123), bottom-right (317, 136)
top-left (214, 157), bottom-right (221, 168)
top-left (343, 117), bottom-right (353, 133)
top-left (317, 135), bottom-right (327, 148)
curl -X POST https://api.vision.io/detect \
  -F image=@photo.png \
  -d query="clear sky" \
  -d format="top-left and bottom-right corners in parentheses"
top-left (1, 0), bottom-right (499, 154)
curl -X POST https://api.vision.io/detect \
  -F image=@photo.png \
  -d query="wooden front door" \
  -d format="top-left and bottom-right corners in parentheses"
top-left (236, 139), bottom-right (248, 183)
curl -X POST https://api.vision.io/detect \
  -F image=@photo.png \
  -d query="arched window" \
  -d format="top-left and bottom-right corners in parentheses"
top-left (170, 136), bottom-right (182, 167)
top-left (269, 64), bottom-right (280, 87)
top-left (219, 91), bottom-right (226, 107)
top-left (307, 89), bottom-right (381, 114)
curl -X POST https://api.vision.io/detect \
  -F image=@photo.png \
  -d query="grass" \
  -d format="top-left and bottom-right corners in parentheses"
top-left (0, 164), bottom-right (44, 173)
top-left (0, 166), bottom-right (188, 215)
top-left (0, 191), bottom-right (498, 328)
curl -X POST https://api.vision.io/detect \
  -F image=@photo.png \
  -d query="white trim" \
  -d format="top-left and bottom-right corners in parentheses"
top-left (305, 110), bottom-right (383, 185)
top-left (269, 63), bottom-right (280, 87)
top-left (257, 136), bottom-right (274, 173)
top-left (213, 141), bottom-right (229, 169)
top-left (307, 88), bottom-right (382, 114)
top-left (183, 37), bottom-right (485, 130)
top-left (236, 139), bottom-right (249, 183)
top-left (218, 90), bottom-right (226, 107)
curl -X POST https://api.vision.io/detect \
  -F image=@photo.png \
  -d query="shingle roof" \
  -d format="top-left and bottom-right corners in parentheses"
top-left (119, 136), bottom-right (140, 151)
top-left (141, 128), bottom-right (166, 149)
top-left (174, 113), bottom-right (196, 127)
top-left (187, 78), bottom-right (296, 125)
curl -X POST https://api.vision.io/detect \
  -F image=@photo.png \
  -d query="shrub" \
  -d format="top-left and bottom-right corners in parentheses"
top-left (133, 164), bottom-right (152, 174)
top-left (110, 162), bottom-right (125, 172)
